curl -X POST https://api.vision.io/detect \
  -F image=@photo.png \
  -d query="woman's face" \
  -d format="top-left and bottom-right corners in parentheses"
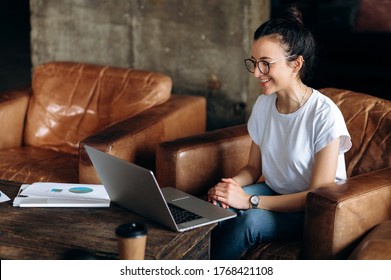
top-left (250, 36), bottom-right (297, 95)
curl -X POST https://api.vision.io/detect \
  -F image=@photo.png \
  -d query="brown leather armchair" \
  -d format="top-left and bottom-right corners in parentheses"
top-left (0, 61), bottom-right (206, 184)
top-left (156, 88), bottom-right (391, 259)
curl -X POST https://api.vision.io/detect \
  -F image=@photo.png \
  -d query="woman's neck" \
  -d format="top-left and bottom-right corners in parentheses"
top-left (276, 83), bottom-right (312, 114)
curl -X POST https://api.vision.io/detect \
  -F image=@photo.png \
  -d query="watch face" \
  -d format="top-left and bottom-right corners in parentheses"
top-left (251, 195), bottom-right (259, 205)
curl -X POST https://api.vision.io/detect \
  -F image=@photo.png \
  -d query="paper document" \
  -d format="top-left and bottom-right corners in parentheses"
top-left (0, 190), bottom-right (11, 203)
top-left (13, 182), bottom-right (110, 207)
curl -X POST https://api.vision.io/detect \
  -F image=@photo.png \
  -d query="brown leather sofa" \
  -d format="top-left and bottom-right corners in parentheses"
top-left (156, 88), bottom-right (391, 259)
top-left (0, 61), bottom-right (206, 184)
top-left (348, 220), bottom-right (391, 260)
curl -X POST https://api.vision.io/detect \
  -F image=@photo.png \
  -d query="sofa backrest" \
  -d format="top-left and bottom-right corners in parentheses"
top-left (24, 62), bottom-right (172, 154)
top-left (321, 88), bottom-right (391, 177)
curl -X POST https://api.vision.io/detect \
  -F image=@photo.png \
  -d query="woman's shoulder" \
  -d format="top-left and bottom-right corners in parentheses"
top-left (249, 93), bottom-right (276, 126)
top-left (253, 93), bottom-right (276, 108)
top-left (310, 89), bottom-right (345, 122)
top-left (311, 89), bottom-right (340, 112)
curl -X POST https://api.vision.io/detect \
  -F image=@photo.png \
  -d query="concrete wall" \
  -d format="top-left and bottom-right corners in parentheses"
top-left (30, 0), bottom-right (270, 129)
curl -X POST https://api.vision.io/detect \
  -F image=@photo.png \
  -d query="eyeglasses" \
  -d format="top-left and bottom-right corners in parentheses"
top-left (244, 54), bottom-right (298, 74)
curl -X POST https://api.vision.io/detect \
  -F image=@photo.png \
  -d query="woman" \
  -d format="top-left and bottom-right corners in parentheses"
top-left (207, 8), bottom-right (352, 259)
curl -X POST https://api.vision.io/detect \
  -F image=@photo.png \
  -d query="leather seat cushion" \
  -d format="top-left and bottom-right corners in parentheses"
top-left (241, 241), bottom-right (301, 260)
top-left (349, 220), bottom-right (391, 260)
top-left (0, 147), bottom-right (79, 184)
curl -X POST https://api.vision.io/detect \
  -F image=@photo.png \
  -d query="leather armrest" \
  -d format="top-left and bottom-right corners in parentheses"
top-left (303, 167), bottom-right (391, 259)
top-left (156, 124), bottom-right (251, 196)
top-left (0, 89), bottom-right (30, 149)
top-left (78, 95), bottom-right (206, 184)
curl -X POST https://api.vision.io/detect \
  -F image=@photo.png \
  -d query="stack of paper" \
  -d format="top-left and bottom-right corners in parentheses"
top-left (13, 182), bottom-right (110, 207)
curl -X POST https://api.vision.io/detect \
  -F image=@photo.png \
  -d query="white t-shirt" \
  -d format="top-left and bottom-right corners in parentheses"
top-left (247, 89), bottom-right (352, 194)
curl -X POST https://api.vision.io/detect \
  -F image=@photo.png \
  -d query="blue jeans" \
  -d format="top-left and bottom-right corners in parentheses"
top-left (210, 183), bottom-right (304, 260)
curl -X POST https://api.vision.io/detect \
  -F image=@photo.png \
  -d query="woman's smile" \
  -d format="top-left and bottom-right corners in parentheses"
top-left (259, 78), bottom-right (271, 87)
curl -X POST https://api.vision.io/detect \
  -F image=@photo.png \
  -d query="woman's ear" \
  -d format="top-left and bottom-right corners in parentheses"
top-left (292, 55), bottom-right (305, 73)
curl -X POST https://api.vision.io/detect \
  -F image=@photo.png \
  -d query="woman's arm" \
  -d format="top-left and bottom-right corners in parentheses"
top-left (209, 137), bottom-right (341, 212)
top-left (208, 141), bottom-right (261, 206)
top-left (258, 137), bottom-right (341, 212)
top-left (232, 141), bottom-right (262, 186)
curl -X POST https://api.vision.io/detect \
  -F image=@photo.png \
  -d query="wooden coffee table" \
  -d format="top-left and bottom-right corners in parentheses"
top-left (0, 180), bottom-right (216, 260)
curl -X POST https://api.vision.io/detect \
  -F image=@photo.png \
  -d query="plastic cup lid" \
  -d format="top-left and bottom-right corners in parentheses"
top-left (115, 222), bottom-right (148, 238)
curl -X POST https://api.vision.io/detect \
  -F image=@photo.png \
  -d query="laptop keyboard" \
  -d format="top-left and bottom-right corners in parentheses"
top-left (167, 203), bottom-right (202, 224)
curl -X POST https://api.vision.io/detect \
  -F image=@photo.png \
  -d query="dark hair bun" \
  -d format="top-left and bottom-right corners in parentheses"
top-left (278, 5), bottom-right (304, 25)
top-left (286, 6), bottom-right (303, 24)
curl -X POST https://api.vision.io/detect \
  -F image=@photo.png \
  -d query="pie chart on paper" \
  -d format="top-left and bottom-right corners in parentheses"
top-left (68, 187), bottom-right (94, 194)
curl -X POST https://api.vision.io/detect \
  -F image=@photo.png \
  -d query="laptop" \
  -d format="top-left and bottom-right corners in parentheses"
top-left (84, 145), bottom-right (236, 232)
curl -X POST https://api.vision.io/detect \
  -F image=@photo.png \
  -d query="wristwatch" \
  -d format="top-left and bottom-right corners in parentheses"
top-left (249, 195), bottom-right (260, 209)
